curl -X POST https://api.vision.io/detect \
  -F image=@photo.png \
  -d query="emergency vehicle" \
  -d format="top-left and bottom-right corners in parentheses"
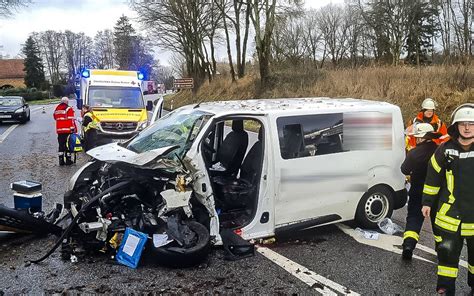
top-left (78, 69), bottom-right (153, 138)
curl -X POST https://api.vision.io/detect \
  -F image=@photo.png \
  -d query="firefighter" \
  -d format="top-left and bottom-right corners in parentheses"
top-left (401, 123), bottom-right (440, 260)
top-left (53, 97), bottom-right (76, 165)
top-left (81, 104), bottom-right (100, 152)
top-left (421, 103), bottom-right (474, 295)
top-left (406, 98), bottom-right (449, 151)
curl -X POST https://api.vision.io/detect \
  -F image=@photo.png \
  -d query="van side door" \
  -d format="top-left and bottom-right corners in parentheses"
top-left (273, 113), bottom-right (368, 227)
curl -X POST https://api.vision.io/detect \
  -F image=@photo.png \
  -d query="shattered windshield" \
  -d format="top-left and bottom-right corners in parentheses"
top-left (127, 108), bottom-right (212, 158)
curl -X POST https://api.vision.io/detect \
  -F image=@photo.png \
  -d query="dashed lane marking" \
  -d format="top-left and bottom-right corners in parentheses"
top-left (0, 124), bottom-right (19, 143)
top-left (257, 246), bottom-right (360, 295)
top-left (336, 223), bottom-right (469, 268)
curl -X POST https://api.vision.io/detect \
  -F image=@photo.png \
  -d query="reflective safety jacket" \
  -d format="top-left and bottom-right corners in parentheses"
top-left (82, 112), bottom-right (99, 133)
top-left (53, 103), bottom-right (76, 134)
top-left (406, 112), bottom-right (449, 150)
top-left (422, 140), bottom-right (474, 236)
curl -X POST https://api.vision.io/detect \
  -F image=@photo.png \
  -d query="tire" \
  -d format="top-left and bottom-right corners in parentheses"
top-left (146, 220), bottom-right (210, 267)
top-left (27, 112), bottom-right (30, 121)
top-left (355, 185), bottom-right (394, 229)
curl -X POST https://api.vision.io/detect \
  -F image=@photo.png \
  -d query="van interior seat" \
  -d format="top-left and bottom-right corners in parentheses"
top-left (214, 127), bottom-right (263, 212)
top-left (214, 120), bottom-right (249, 177)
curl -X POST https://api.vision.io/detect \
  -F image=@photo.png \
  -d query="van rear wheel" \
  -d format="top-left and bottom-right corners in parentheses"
top-left (355, 185), bottom-right (394, 229)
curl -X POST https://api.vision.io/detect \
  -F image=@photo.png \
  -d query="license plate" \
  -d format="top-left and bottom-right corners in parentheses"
top-left (112, 138), bottom-right (127, 144)
top-left (0, 115), bottom-right (11, 119)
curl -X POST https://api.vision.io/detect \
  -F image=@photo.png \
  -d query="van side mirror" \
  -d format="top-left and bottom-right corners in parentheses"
top-left (146, 100), bottom-right (153, 111)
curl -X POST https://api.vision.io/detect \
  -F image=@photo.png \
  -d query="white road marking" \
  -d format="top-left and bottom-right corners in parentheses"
top-left (0, 124), bottom-right (19, 143)
top-left (257, 246), bottom-right (360, 295)
top-left (336, 223), bottom-right (469, 268)
top-left (0, 107), bottom-right (46, 144)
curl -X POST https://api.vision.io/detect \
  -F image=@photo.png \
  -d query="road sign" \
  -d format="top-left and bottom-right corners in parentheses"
top-left (174, 78), bottom-right (194, 89)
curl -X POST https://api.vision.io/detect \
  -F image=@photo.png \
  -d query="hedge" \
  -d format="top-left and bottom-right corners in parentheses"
top-left (0, 88), bottom-right (49, 101)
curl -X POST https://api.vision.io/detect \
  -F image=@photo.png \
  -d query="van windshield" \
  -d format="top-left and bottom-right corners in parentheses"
top-left (127, 108), bottom-right (213, 158)
top-left (88, 86), bottom-right (144, 108)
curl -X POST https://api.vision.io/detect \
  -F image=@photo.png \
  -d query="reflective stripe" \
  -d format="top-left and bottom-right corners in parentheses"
top-left (462, 223), bottom-right (474, 230)
top-left (434, 235), bottom-right (442, 242)
top-left (439, 203), bottom-right (451, 215)
top-left (469, 264), bottom-right (474, 274)
top-left (437, 213), bottom-right (461, 226)
top-left (57, 128), bottom-right (71, 131)
top-left (461, 230), bottom-right (474, 236)
top-left (430, 155), bottom-right (442, 173)
top-left (423, 184), bottom-right (440, 195)
top-left (438, 266), bottom-right (458, 278)
top-left (403, 231), bottom-right (419, 241)
top-left (446, 170), bottom-right (455, 204)
top-left (54, 110), bottom-right (66, 115)
top-left (435, 218), bottom-right (459, 232)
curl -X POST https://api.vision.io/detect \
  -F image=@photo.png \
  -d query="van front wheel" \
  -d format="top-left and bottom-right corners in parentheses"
top-left (355, 186), bottom-right (394, 229)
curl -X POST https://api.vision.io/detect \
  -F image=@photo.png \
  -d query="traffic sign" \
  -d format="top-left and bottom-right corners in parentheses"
top-left (174, 78), bottom-right (194, 89)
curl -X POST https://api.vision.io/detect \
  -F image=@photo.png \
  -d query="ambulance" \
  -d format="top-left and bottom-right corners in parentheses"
top-left (78, 69), bottom-right (153, 139)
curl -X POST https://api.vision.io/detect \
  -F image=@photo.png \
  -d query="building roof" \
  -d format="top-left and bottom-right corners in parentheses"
top-left (0, 59), bottom-right (25, 79)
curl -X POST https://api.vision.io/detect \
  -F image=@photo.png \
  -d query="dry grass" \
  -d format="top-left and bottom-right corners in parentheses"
top-left (166, 64), bottom-right (473, 123)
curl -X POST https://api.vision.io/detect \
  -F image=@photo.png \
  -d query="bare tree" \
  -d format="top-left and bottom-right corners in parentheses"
top-left (132, 0), bottom-right (216, 88)
top-left (93, 30), bottom-right (115, 69)
top-left (63, 31), bottom-right (93, 83)
top-left (34, 31), bottom-right (64, 84)
top-left (0, 0), bottom-right (30, 18)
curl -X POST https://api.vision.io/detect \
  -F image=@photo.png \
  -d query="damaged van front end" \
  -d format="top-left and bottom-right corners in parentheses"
top-left (62, 108), bottom-right (219, 267)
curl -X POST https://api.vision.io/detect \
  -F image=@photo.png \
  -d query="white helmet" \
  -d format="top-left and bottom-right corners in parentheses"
top-left (411, 123), bottom-right (435, 138)
top-left (447, 103), bottom-right (474, 136)
top-left (421, 98), bottom-right (436, 110)
top-left (61, 97), bottom-right (69, 104)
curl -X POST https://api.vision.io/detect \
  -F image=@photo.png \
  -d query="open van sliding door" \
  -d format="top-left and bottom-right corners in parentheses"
top-left (273, 113), bottom-right (369, 231)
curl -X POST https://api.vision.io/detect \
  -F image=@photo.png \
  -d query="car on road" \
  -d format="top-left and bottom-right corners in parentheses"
top-left (64, 98), bottom-right (408, 266)
top-left (0, 96), bottom-right (31, 124)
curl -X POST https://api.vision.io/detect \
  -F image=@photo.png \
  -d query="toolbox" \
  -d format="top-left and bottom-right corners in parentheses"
top-left (10, 180), bottom-right (43, 212)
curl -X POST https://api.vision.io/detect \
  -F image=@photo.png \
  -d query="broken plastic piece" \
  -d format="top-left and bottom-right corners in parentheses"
top-left (355, 227), bottom-right (380, 240)
top-left (378, 218), bottom-right (404, 235)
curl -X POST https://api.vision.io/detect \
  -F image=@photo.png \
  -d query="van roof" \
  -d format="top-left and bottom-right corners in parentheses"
top-left (192, 97), bottom-right (396, 115)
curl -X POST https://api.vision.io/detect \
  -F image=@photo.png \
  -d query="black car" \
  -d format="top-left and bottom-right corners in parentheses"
top-left (0, 96), bottom-right (31, 124)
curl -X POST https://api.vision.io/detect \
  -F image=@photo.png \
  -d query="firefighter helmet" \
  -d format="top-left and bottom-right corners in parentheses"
top-left (421, 98), bottom-right (436, 110)
top-left (447, 103), bottom-right (474, 137)
top-left (411, 123), bottom-right (435, 138)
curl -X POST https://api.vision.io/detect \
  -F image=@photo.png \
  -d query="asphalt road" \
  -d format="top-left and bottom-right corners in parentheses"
top-left (0, 102), bottom-right (471, 295)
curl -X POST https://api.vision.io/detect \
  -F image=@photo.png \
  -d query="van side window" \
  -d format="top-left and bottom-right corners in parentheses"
top-left (277, 113), bottom-right (344, 159)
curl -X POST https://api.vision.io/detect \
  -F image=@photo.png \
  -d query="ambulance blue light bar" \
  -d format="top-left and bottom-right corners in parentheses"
top-left (81, 69), bottom-right (90, 78)
top-left (137, 72), bottom-right (145, 80)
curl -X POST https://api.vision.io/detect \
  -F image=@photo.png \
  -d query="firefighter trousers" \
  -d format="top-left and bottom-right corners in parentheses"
top-left (403, 193), bottom-right (438, 249)
top-left (436, 228), bottom-right (474, 294)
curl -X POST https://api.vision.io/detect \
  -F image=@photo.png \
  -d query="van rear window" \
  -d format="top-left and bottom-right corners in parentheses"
top-left (277, 113), bottom-right (344, 159)
top-left (277, 112), bottom-right (392, 159)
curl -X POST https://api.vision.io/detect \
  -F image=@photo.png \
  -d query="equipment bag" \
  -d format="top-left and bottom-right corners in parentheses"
top-left (66, 133), bottom-right (83, 153)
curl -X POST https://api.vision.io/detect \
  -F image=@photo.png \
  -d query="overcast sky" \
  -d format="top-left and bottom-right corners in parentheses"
top-left (0, 0), bottom-right (343, 65)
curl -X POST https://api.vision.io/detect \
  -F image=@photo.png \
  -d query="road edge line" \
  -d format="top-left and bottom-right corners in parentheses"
top-left (0, 124), bottom-right (19, 143)
top-left (256, 246), bottom-right (360, 295)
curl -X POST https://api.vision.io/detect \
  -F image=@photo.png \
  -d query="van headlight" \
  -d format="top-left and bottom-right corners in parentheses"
top-left (14, 108), bottom-right (24, 113)
top-left (138, 121), bottom-right (148, 130)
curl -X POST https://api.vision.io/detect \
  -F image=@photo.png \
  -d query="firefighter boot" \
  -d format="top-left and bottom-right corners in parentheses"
top-left (65, 153), bottom-right (73, 165)
top-left (402, 238), bottom-right (416, 261)
top-left (58, 153), bottom-right (65, 166)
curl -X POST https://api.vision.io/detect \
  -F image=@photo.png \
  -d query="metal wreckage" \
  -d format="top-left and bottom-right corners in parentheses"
top-left (0, 142), bottom-right (255, 268)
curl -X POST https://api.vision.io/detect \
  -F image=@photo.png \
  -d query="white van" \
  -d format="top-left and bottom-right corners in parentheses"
top-left (69, 98), bottom-right (407, 251)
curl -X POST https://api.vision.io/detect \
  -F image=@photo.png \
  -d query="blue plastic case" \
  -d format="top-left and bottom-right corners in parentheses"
top-left (116, 228), bottom-right (148, 269)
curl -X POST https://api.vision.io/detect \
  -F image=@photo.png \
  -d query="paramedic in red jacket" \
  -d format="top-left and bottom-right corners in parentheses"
top-left (53, 97), bottom-right (76, 165)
